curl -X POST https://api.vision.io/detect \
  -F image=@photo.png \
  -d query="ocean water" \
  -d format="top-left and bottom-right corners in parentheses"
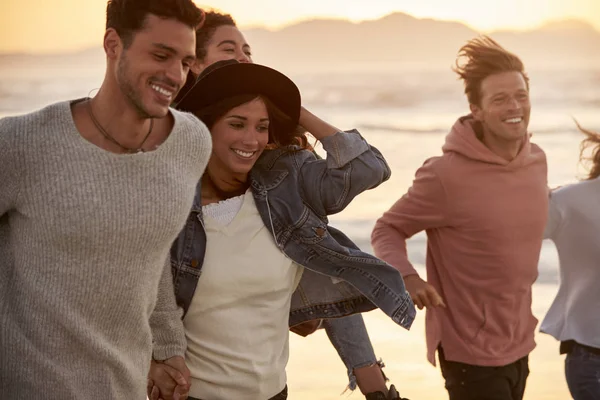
top-left (1, 61), bottom-right (598, 399)
top-left (1, 62), bottom-right (598, 284)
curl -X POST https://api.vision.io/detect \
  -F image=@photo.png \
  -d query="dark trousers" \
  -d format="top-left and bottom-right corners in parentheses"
top-left (438, 347), bottom-right (529, 400)
top-left (188, 385), bottom-right (287, 400)
top-left (563, 341), bottom-right (600, 400)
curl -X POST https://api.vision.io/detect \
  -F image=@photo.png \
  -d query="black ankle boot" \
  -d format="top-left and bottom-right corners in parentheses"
top-left (365, 384), bottom-right (409, 400)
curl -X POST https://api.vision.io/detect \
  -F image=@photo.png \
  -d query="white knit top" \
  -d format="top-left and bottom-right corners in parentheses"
top-left (185, 191), bottom-right (303, 400)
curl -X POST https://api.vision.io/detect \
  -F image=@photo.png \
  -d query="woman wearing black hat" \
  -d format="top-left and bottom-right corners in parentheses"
top-left (147, 15), bottom-right (414, 400)
top-left (147, 60), bottom-right (413, 400)
top-left (176, 13), bottom-right (410, 400)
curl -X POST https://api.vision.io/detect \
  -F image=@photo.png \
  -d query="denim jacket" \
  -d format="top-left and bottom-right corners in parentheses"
top-left (170, 129), bottom-right (415, 330)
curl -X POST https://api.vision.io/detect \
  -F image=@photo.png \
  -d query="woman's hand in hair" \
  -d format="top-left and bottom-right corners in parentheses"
top-left (298, 107), bottom-right (341, 141)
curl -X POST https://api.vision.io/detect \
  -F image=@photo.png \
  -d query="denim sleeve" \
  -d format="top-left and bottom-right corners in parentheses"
top-left (298, 129), bottom-right (391, 216)
top-left (323, 314), bottom-right (378, 391)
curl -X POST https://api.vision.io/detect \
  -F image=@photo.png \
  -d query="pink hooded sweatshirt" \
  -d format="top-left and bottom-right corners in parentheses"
top-left (372, 115), bottom-right (548, 367)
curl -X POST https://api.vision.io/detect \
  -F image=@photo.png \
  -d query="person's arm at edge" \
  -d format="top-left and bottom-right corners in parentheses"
top-left (544, 188), bottom-right (564, 240)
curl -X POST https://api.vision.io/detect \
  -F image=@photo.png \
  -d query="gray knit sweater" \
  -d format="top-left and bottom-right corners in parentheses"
top-left (0, 100), bottom-right (211, 399)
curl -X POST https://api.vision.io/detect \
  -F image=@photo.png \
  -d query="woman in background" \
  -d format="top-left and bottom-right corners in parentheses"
top-left (542, 123), bottom-right (600, 400)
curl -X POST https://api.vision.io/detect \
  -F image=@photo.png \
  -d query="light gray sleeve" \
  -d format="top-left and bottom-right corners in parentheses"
top-left (544, 189), bottom-right (564, 240)
top-left (150, 256), bottom-right (187, 360)
top-left (0, 117), bottom-right (22, 216)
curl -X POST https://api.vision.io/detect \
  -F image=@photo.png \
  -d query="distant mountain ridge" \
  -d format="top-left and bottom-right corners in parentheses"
top-left (2, 13), bottom-right (599, 71)
top-left (242, 13), bottom-right (600, 70)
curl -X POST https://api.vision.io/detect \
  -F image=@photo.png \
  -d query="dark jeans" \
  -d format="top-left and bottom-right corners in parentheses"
top-left (188, 385), bottom-right (287, 400)
top-left (564, 342), bottom-right (600, 400)
top-left (438, 347), bottom-right (529, 400)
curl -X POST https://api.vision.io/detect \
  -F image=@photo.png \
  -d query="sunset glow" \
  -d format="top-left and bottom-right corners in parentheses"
top-left (2, 0), bottom-right (600, 53)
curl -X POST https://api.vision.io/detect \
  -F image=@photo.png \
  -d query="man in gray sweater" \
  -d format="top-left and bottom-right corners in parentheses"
top-left (0, 0), bottom-right (211, 398)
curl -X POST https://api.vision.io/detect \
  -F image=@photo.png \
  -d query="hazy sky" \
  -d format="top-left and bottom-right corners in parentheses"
top-left (2, 0), bottom-right (600, 53)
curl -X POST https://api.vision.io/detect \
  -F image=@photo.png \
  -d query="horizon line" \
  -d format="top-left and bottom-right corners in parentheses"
top-left (1, 12), bottom-right (597, 56)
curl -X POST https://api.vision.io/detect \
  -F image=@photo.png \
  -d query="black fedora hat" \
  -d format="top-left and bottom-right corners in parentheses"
top-left (175, 60), bottom-right (301, 126)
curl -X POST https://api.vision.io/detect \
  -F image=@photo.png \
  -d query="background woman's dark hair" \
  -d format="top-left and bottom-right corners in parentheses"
top-left (194, 94), bottom-right (311, 150)
top-left (106, 0), bottom-right (205, 49)
top-left (576, 120), bottom-right (600, 180)
top-left (195, 11), bottom-right (236, 60)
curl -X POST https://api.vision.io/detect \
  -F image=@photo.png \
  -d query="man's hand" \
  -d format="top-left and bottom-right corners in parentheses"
top-left (404, 275), bottom-right (446, 310)
top-left (147, 356), bottom-right (191, 400)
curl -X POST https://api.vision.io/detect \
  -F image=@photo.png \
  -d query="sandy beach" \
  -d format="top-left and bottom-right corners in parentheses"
top-left (287, 283), bottom-right (570, 400)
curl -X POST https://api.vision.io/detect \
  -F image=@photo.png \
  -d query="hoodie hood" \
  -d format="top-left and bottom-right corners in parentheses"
top-left (442, 115), bottom-right (533, 168)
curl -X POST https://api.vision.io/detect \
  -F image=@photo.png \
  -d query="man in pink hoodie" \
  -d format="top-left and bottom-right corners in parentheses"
top-left (371, 36), bottom-right (548, 400)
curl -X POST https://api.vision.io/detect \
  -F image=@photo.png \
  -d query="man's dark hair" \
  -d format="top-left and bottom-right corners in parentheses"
top-left (195, 11), bottom-right (236, 60)
top-left (106, 0), bottom-right (205, 48)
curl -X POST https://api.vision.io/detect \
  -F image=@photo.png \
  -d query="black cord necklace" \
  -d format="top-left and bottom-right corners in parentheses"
top-left (86, 99), bottom-right (154, 154)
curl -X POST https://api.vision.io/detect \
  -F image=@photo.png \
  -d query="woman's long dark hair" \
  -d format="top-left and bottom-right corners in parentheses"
top-left (194, 94), bottom-right (311, 150)
top-left (576, 120), bottom-right (600, 180)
